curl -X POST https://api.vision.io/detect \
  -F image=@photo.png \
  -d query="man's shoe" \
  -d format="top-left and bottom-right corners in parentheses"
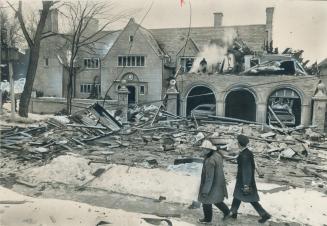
top-left (198, 218), bottom-right (211, 224)
top-left (222, 210), bottom-right (230, 221)
top-left (223, 212), bottom-right (237, 220)
top-left (258, 214), bottom-right (271, 223)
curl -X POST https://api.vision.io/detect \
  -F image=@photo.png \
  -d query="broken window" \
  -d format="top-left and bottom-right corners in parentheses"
top-left (242, 60), bottom-right (307, 76)
top-left (180, 57), bottom-right (195, 73)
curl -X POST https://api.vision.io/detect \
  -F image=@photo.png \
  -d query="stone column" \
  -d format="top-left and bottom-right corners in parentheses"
top-left (301, 104), bottom-right (311, 126)
top-left (216, 100), bottom-right (224, 117)
top-left (257, 103), bottom-right (267, 124)
top-left (117, 80), bottom-right (129, 123)
top-left (312, 81), bottom-right (327, 132)
top-left (166, 79), bottom-right (179, 116)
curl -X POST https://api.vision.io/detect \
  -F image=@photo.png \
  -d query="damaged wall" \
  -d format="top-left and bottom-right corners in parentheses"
top-left (177, 74), bottom-right (319, 126)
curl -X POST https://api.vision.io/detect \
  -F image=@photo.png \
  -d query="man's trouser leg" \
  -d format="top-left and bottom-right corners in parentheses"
top-left (215, 202), bottom-right (230, 216)
top-left (250, 202), bottom-right (269, 217)
top-left (202, 204), bottom-right (213, 221)
top-left (230, 198), bottom-right (241, 214)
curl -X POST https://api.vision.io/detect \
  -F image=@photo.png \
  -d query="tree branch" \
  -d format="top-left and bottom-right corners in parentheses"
top-left (7, 1), bottom-right (34, 47)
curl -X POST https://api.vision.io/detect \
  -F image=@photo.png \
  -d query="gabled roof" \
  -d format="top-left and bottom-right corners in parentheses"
top-left (93, 30), bottom-right (121, 58)
top-left (149, 24), bottom-right (266, 57)
top-left (138, 25), bottom-right (165, 56)
top-left (176, 37), bottom-right (200, 56)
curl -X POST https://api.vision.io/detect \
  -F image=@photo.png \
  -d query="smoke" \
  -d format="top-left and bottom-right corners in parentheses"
top-left (190, 29), bottom-right (237, 73)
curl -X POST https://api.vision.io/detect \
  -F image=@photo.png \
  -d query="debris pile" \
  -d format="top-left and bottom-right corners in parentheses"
top-left (1, 103), bottom-right (327, 190)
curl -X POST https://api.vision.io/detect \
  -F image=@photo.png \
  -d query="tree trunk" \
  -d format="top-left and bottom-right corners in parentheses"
top-left (66, 67), bottom-right (74, 114)
top-left (18, 45), bottom-right (40, 117)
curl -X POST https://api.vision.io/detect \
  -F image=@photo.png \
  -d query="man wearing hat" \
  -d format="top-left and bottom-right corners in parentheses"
top-left (198, 140), bottom-right (230, 224)
top-left (227, 134), bottom-right (271, 223)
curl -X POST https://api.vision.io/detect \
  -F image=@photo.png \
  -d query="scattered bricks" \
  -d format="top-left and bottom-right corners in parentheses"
top-left (305, 128), bottom-right (323, 142)
top-left (152, 136), bottom-right (161, 141)
top-left (172, 132), bottom-right (186, 138)
top-left (146, 158), bottom-right (158, 166)
top-left (284, 135), bottom-right (295, 142)
top-left (162, 137), bottom-right (174, 145)
top-left (260, 132), bottom-right (276, 139)
top-left (163, 144), bottom-right (175, 152)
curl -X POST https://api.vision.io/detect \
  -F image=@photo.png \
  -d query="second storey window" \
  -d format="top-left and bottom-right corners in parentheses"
top-left (118, 56), bottom-right (145, 67)
top-left (180, 57), bottom-right (195, 72)
top-left (84, 58), bottom-right (99, 69)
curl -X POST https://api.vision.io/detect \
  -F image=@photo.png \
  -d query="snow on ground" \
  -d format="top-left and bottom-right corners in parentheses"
top-left (95, 166), bottom-right (327, 226)
top-left (91, 164), bottom-right (201, 203)
top-left (17, 155), bottom-right (327, 225)
top-left (0, 78), bottom-right (25, 94)
top-left (0, 186), bottom-right (194, 226)
top-left (1, 103), bottom-right (69, 126)
top-left (22, 154), bottom-right (101, 186)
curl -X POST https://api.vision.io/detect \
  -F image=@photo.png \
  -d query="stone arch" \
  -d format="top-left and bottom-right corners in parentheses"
top-left (266, 85), bottom-right (303, 126)
top-left (185, 84), bottom-right (217, 116)
top-left (224, 84), bottom-right (258, 122)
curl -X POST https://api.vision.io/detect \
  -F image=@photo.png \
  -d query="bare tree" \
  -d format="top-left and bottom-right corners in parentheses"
top-left (8, 0), bottom-right (57, 117)
top-left (57, 0), bottom-right (131, 114)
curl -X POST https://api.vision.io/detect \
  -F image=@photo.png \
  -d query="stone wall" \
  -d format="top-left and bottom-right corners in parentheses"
top-left (29, 97), bottom-right (118, 114)
top-left (176, 74), bottom-right (320, 126)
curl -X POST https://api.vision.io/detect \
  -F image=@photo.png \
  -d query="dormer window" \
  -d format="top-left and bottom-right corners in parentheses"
top-left (129, 35), bottom-right (134, 42)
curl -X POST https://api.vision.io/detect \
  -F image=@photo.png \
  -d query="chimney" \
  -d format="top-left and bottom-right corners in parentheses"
top-left (213, 12), bottom-right (223, 27)
top-left (43, 9), bottom-right (58, 33)
top-left (265, 7), bottom-right (274, 45)
top-left (266, 7), bottom-right (274, 26)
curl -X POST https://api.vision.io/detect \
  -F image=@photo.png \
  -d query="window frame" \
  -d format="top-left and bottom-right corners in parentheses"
top-left (180, 56), bottom-right (195, 72)
top-left (44, 58), bottom-right (49, 67)
top-left (139, 85), bottom-right (145, 95)
top-left (80, 83), bottom-right (101, 94)
top-left (84, 58), bottom-right (100, 69)
top-left (117, 55), bottom-right (146, 67)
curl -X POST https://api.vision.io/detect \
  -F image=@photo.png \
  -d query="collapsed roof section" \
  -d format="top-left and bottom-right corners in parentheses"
top-left (241, 55), bottom-right (308, 76)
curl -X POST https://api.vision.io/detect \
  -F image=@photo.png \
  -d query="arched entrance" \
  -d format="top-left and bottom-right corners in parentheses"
top-left (186, 86), bottom-right (216, 116)
top-left (267, 88), bottom-right (301, 126)
top-left (225, 89), bottom-right (256, 121)
top-left (127, 86), bottom-right (136, 105)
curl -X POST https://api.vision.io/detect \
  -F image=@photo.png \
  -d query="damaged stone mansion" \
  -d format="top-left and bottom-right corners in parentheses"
top-left (27, 7), bottom-right (327, 131)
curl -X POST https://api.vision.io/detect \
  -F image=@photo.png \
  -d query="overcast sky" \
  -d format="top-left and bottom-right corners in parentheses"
top-left (2, 0), bottom-right (327, 63)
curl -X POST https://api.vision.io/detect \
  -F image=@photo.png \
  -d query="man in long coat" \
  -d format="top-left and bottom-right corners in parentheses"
top-left (228, 134), bottom-right (271, 223)
top-left (198, 140), bottom-right (230, 224)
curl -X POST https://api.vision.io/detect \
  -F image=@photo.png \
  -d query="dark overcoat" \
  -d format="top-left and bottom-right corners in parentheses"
top-left (198, 151), bottom-right (228, 204)
top-left (233, 148), bottom-right (259, 202)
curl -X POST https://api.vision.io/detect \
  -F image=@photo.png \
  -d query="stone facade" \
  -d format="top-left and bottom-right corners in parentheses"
top-left (176, 74), bottom-right (319, 126)
top-left (33, 7), bottom-right (274, 107)
top-left (101, 19), bottom-right (164, 105)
